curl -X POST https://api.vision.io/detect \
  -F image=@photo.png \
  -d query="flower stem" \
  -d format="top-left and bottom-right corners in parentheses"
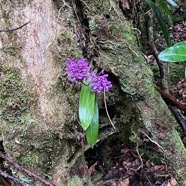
top-left (104, 89), bottom-right (115, 129)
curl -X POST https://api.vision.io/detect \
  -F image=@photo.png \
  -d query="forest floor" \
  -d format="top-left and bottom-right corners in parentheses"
top-left (85, 136), bottom-right (178, 186)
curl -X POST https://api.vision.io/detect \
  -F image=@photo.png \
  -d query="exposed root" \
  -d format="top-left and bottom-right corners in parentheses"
top-left (140, 130), bottom-right (164, 152)
top-left (131, 123), bottom-right (143, 170)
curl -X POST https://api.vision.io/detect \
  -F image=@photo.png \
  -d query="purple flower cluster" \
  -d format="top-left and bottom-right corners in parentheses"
top-left (65, 57), bottom-right (112, 93)
top-left (89, 70), bottom-right (112, 93)
top-left (65, 57), bottom-right (90, 82)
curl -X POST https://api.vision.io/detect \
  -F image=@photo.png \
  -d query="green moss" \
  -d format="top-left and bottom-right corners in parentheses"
top-left (89, 0), bottom-right (110, 15)
top-left (173, 129), bottom-right (186, 154)
top-left (91, 171), bottom-right (103, 183)
top-left (140, 149), bottom-right (163, 164)
top-left (0, 66), bottom-right (37, 124)
top-left (0, 0), bottom-right (26, 59)
top-left (85, 4), bottom-right (149, 97)
top-left (21, 148), bottom-right (45, 169)
top-left (168, 63), bottom-right (185, 86)
top-left (3, 43), bottom-right (19, 56)
top-left (57, 31), bottom-right (82, 56)
top-left (66, 176), bottom-right (93, 186)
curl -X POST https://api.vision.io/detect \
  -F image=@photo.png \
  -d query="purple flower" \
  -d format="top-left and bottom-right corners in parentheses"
top-left (65, 57), bottom-right (112, 93)
top-left (65, 57), bottom-right (90, 82)
top-left (89, 70), bottom-right (112, 93)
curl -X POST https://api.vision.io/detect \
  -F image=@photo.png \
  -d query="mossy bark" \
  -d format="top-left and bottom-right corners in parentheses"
top-left (0, 0), bottom-right (186, 185)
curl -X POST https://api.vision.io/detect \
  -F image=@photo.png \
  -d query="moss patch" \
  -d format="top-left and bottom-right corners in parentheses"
top-left (0, 66), bottom-right (37, 124)
top-left (66, 176), bottom-right (93, 186)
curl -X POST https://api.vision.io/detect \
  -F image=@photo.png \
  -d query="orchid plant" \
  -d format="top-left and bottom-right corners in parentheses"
top-left (65, 57), bottom-right (112, 147)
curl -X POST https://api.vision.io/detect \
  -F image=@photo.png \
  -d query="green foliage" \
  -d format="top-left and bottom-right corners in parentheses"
top-left (66, 176), bottom-right (93, 186)
top-left (158, 0), bottom-right (173, 26)
top-left (169, 63), bottom-right (185, 85)
top-left (158, 41), bottom-right (186, 62)
top-left (145, 0), bottom-right (172, 47)
top-left (79, 85), bottom-right (96, 131)
top-left (140, 148), bottom-right (163, 164)
top-left (85, 101), bottom-right (99, 147)
top-left (89, 19), bottom-right (96, 31)
top-left (79, 85), bottom-right (99, 147)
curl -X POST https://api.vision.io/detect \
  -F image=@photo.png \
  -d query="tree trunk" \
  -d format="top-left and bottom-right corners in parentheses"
top-left (0, 0), bottom-right (186, 185)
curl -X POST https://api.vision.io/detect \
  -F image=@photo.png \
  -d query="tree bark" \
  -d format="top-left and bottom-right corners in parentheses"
top-left (0, 0), bottom-right (186, 185)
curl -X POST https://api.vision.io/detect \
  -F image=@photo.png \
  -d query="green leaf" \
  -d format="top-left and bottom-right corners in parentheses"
top-left (166, 0), bottom-right (178, 8)
top-left (86, 101), bottom-right (99, 147)
top-left (145, 0), bottom-right (171, 47)
top-left (158, 41), bottom-right (186, 62)
top-left (159, 0), bottom-right (173, 26)
top-left (79, 85), bottom-right (95, 130)
top-left (174, 41), bottom-right (186, 47)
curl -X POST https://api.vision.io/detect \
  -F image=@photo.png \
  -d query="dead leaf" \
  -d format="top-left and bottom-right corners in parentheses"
top-left (170, 177), bottom-right (177, 186)
top-left (118, 178), bottom-right (130, 186)
top-left (147, 165), bottom-right (165, 173)
top-left (161, 181), bottom-right (170, 186)
top-left (88, 162), bottom-right (97, 176)
top-left (161, 181), bottom-right (176, 186)
top-left (121, 148), bottom-right (129, 154)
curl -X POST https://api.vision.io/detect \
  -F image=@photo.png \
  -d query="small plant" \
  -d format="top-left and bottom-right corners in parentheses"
top-left (158, 41), bottom-right (186, 62)
top-left (65, 57), bottom-right (112, 147)
top-left (145, 0), bottom-right (178, 47)
top-left (158, 41), bottom-right (186, 76)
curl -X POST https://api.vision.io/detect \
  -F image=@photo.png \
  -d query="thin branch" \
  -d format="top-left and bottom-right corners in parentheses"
top-left (0, 175), bottom-right (11, 186)
top-left (0, 169), bottom-right (30, 186)
top-left (0, 21), bottom-right (30, 32)
top-left (155, 86), bottom-right (186, 112)
top-left (0, 151), bottom-right (55, 186)
top-left (104, 89), bottom-right (115, 129)
top-left (79, 0), bottom-right (91, 10)
top-left (169, 106), bottom-right (186, 133)
top-left (156, 86), bottom-right (186, 132)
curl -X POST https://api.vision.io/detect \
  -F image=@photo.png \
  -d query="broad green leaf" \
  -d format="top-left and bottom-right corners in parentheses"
top-left (174, 41), bottom-right (186, 47)
top-left (158, 41), bottom-right (186, 62)
top-left (145, 0), bottom-right (171, 47)
top-left (86, 101), bottom-right (99, 147)
top-left (79, 85), bottom-right (95, 130)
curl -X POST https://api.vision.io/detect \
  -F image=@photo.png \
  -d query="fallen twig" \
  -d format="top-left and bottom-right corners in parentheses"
top-left (169, 106), bottom-right (186, 133)
top-left (0, 21), bottom-right (30, 32)
top-left (0, 169), bottom-right (30, 186)
top-left (0, 175), bottom-right (11, 186)
top-left (0, 151), bottom-right (55, 186)
top-left (156, 86), bottom-right (186, 132)
top-left (155, 86), bottom-right (186, 112)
